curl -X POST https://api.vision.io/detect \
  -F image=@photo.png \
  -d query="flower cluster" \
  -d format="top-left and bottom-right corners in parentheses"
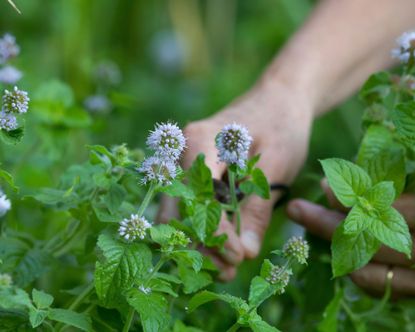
top-left (118, 214), bottom-right (151, 242)
top-left (216, 123), bottom-right (252, 168)
top-left (168, 230), bottom-right (191, 247)
top-left (138, 122), bottom-right (185, 186)
top-left (392, 30), bottom-right (415, 63)
top-left (0, 189), bottom-right (11, 217)
top-left (0, 33), bottom-right (22, 85)
top-left (282, 236), bottom-right (309, 265)
top-left (266, 265), bottom-right (292, 294)
top-left (0, 86), bottom-right (29, 131)
top-left (0, 273), bottom-right (12, 287)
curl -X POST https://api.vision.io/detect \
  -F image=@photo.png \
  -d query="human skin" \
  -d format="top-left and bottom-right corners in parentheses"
top-left (158, 0), bottom-right (415, 284)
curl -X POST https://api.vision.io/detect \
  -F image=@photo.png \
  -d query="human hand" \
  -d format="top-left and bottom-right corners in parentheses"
top-left (158, 79), bottom-right (314, 280)
top-left (287, 179), bottom-right (415, 297)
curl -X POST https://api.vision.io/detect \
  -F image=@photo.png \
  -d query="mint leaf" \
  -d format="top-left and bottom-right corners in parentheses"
top-left (170, 249), bottom-right (203, 272)
top-left (359, 72), bottom-right (391, 103)
top-left (239, 168), bottom-right (270, 199)
top-left (364, 181), bottom-right (395, 210)
top-left (0, 126), bottom-right (24, 145)
top-left (188, 290), bottom-right (247, 313)
top-left (249, 313), bottom-right (281, 332)
top-left (158, 180), bottom-right (195, 200)
top-left (188, 154), bottom-right (214, 200)
top-left (48, 308), bottom-right (93, 331)
top-left (150, 224), bottom-right (176, 247)
top-left (332, 224), bottom-right (381, 277)
top-left (248, 276), bottom-right (274, 308)
top-left (29, 308), bottom-right (48, 328)
top-left (178, 266), bottom-right (212, 294)
top-left (95, 232), bottom-right (152, 307)
top-left (32, 289), bottom-right (53, 309)
top-left (392, 101), bottom-right (415, 145)
top-left (343, 204), bottom-right (372, 234)
top-left (369, 207), bottom-right (412, 257)
top-left (320, 159), bottom-right (372, 207)
top-left (192, 201), bottom-right (221, 242)
top-left (126, 289), bottom-right (170, 332)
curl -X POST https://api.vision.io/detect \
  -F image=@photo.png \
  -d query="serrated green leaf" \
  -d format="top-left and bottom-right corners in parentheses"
top-left (0, 168), bottom-right (18, 192)
top-left (188, 154), bottom-right (214, 200)
top-left (392, 101), bottom-right (415, 145)
top-left (29, 307), bottom-right (48, 328)
top-left (192, 201), bottom-right (221, 242)
top-left (0, 287), bottom-right (32, 310)
top-left (150, 224), bottom-right (176, 247)
top-left (359, 72), bottom-right (391, 103)
top-left (48, 308), bottom-right (93, 331)
top-left (188, 290), bottom-right (247, 313)
top-left (317, 287), bottom-right (344, 332)
top-left (171, 249), bottom-right (203, 272)
top-left (369, 207), bottom-right (412, 257)
top-left (0, 127), bottom-right (24, 145)
top-left (178, 266), bottom-right (212, 294)
top-left (248, 276), bottom-right (274, 308)
top-left (95, 232), bottom-right (152, 307)
top-left (239, 168), bottom-right (270, 199)
top-left (147, 278), bottom-right (178, 297)
top-left (126, 288), bottom-right (170, 332)
top-left (249, 313), bottom-right (281, 332)
top-left (364, 181), bottom-right (395, 210)
top-left (343, 204), bottom-right (372, 234)
top-left (173, 320), bottom-right (204, 332)
top-left (103, 182), bottom-right (126, 214)
top-left (32, 289), bottom-right (53, 309)
top-left (320, 159), bottom-right (372, 207)
top-left (158, 180), bottom-right (195, 200)
top-left (332, 224), bottom-right (381, 277)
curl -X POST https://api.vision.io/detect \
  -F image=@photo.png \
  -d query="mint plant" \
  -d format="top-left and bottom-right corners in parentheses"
top-left (318, 30), bottom-right (415, 278)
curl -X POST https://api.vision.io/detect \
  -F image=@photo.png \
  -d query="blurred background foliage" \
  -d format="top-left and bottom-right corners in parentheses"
top-left (0, 0), bottom-right (370, 330)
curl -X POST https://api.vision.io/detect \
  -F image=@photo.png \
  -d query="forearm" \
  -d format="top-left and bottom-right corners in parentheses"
top-left (260, 0), bottom-right (415, 116)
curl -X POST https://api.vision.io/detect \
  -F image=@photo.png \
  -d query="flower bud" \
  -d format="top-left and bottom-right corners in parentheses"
top-left (283, 236), bottom-right (309, 265)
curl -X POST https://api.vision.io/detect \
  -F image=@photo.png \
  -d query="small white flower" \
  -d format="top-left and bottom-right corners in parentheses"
top-left (146, 122), bottom-right (186, 161)
top-left (0, 33), bottom-right (20, 64)
top-left (138, 285), bottom-right (152, 295)
top-left (0, 65), bottom-right (22, 85)
top-left (0, 190), bottom-right (11, 217)
top-left (391, 30), bottom-right (415, 63)
top-left (2, 86), bottom-right (29, 114)
top-left (138, 156), bottom-right (177, 185)
top-left (84, 94), bottom-right (111, 113)
top-left (266, 265), bottom-right (292, 294)
top-left (0, 111), bottom-right (18, 131)
top-left (216, 123), bottom-right (252, 168)
top-left (283, 236), bottom-right (309, 265)
top-left (118, 214), bottom-right (151, 242)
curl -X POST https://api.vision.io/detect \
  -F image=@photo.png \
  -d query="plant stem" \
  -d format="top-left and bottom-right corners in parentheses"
top-left (226, 322), bottom-right (240, 332)
top-left (228, 170), bottom-right (241, 235)
top-left (122, 309), bottom-right (135, 332)
top-left (137, 182), bottom-right (156, 217)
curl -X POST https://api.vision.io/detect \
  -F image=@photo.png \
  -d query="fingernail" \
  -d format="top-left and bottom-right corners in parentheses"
top-left (287, 202), bottom-right (302, 220)
top-left (241, 230), bottom-right (260, 257)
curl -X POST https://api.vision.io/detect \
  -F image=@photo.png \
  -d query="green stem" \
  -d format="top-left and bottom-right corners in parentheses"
top-left (341, 300), bottom-right (361, 331)
top-left (144, 256), bottom-right (166, 287)
top-left (137, 182), bottom-right (157, 217)
top-left (226, 322), bottom-right (240, 332)
top-left (228, 170), bottom-right (241, 235)
top-left (122, 309), bottom-right (135, 332)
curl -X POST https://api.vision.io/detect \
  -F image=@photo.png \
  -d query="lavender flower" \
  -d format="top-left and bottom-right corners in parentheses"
top-left (2, 86), bottom-right (29, 114)
top-left (266, 265), bottom-right (292, 294)
top-left (0, 190), bottom-right (11, 217)
top-left (146, 122), bottom-right (186, 161)
top-left (84, 94), bottom-right (111, 113)
top-left (138, 156), bottom-right (177, 185)
top-left (282, 236), bottom-right (309, 265)
top-left (0, 33), bottom-right (19, 64)
top-left (0, 65), bottom-right (22, 85)
top-left (118, 214), bottom-right (151, 242)
top-left (391, 30), bottom-right (415, 63)
top-left (216, 123), bottom-right (252, 168)
top-left (0, 111), bottom-right (17, 131)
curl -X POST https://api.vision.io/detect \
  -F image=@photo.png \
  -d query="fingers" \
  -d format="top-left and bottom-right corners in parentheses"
top-left (182, 122), bottom-right (226, 179)
top-left (216, 216), bottom-right (244, 265)
top-left (393, 193), bottom-right (415, 229)
top-left (287, 199), bottom-right (344, 241)
top-left (350, 263), bottom-right (415, 297)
